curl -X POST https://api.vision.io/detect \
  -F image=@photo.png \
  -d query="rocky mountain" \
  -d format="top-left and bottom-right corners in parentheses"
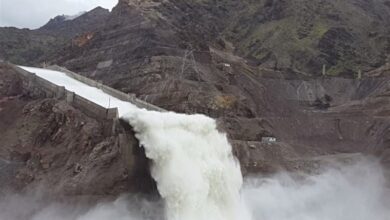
top-left (1, 0), bottom-right (390, 194)
top-left (39, 7), bottom-right (109, 37)
top-left (0, 7), bottom-right (110, 65)
top-left (0, 63), bottom-right (155, 196)
top-left (224, 0), bottom-right (390, 76)
top-left (3, 0), bottom-right (390, 75)
top-left (62, 0), bottom-right (390, 76)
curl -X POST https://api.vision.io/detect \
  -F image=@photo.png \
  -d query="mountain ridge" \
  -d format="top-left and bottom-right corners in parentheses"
top-left (0, 6), bottom-right (110, 65)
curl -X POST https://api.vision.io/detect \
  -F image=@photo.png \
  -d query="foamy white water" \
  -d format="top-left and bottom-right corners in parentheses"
top-left (13, 66), bottom-right (390, 220)
top-left (242, 159), bottom-right (390, 220)
top-left (2, 159), bottom-right (389, 220)
top-left (122, 110), bottom-right (250, 220)
top-left (18, 66), bottom-right (250, 220)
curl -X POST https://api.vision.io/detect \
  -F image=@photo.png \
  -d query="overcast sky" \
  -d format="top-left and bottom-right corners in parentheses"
top-left (0, 0), bottom-right (118, 29)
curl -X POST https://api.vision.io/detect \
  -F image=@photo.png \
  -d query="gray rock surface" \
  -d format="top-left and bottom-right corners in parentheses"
top-left (0, 63), bottom-right (156, 196)
top-left (1, 0), bottom-right (390, 195)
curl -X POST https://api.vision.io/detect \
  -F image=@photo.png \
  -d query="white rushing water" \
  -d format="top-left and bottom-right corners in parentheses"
top-left (18, 66), bottom-right (250, 220)
top-left (2, 159), bottom-right (390, 220)
top-left (243, 159), bottom-right (390, 220)
top-left (7, 66), bottom-right (389, 220)
top-left (122, 111), bottom-right (250, 220)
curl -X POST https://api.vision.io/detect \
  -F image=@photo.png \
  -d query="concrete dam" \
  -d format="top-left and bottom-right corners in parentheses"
top-left (9, 63), bottom-right (248, 220)
top-left (2, 62), bottom-right (390, 220)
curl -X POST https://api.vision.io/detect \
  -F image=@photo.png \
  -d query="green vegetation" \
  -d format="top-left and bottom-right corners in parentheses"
top-left (222, 0), bottom-right (390, 77)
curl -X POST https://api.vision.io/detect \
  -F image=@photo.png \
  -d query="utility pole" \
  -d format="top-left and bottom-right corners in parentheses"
top-left (180, 50), bottom-right (190, 80)
top-left (179, 49), bottom-right (200, 81)
top-left (322, 64), bottom-right (326, 76)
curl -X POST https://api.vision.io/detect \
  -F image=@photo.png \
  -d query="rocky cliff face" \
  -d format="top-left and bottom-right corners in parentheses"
top-left (106, 0), bottom-right (390, 76)
top-left (4, 0), bottom-right (389, 75)
top-left (224, 0), bottom-right (390, 76)
top-left (0, 7), bottom-right (110, 65)
top-left (39, 7), bottom-right (110, 38)
top-left (1, 0), bottom-right (390, 194)
top-left (0, 63), bottom-right (155, 196)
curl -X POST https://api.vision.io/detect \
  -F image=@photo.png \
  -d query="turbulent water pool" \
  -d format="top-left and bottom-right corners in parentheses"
top-left (1, 160), bottom-right (390, 220)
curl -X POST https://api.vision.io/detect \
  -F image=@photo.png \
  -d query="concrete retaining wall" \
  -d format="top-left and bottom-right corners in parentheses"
top-left (5, 62), bottom-right (154, 185)
top-left (47, 65), bottom-right (166, 112)
top-left (13, 66), bottom-right (59, 99)
top-left (11, 65), bottom-right (119, 122)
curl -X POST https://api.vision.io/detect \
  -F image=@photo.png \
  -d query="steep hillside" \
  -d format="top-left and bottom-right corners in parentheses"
top-left (0, 63), bottom-right (155, 195)
top-left (1, 0), bottom-right (390, 179)
top-left (2, 0), bottom-right (390, 75)
top-left (0, 27), bottom-right (63, 65)
top-left (97, 0), bottom-right (390, 76)
top-left (39, 7), bottom-right (110, 38)
top-left (224, 0), bottom-right (390, 76)
top-left (0, 7), bottom-right (110, 65)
